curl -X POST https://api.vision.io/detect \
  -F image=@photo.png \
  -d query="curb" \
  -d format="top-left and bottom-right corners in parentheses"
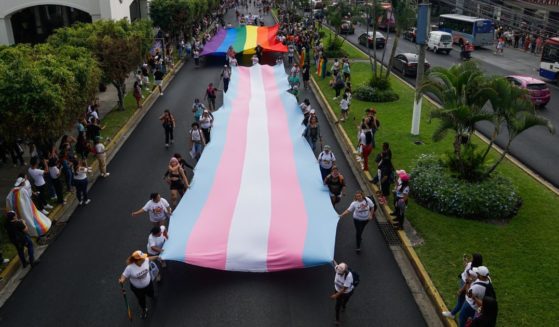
top-left (0, 60), bottom-right (186, 294)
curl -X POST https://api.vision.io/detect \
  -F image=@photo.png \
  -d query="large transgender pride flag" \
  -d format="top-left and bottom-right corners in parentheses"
top-left (200, 25), bottom-right (287, 56)
top-left (161, 65), bottom-right (339, 272)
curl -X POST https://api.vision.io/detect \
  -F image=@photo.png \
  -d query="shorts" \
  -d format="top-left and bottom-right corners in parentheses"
top-left (341, 109), bottom-right (349, 113)
top-left (170, 179), bottom-right (185, 190)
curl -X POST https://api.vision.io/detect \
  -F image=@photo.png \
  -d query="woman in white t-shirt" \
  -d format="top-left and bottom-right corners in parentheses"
top-left (118, 250), bottom-right (159, 319)
top-left (338, 191), bottom-right (376, 253)
top-left (330, 262), bottom-right (354, 325)
top-left (131, 193), bottom-right (172, 226)
top-left (189, 122), bottom-right (206, 161)
top-left (318, 145), bottom-right (336, 181)
top-left (199, 110), bottom-right (214, 143)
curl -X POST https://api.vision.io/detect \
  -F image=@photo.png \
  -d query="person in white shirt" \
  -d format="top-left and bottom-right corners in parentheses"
top-left (443, 253), bottom-right (483, 319)
top-left (48, 158), bottom-right (64, 204)
top-left (199, 110), bottom-right (214, 143)
top-left (147, 226), bottom-right (168, 277)
top-left (338, 191), bottom-right (376, 252)
top-left (459, 266), bottom-right (495, 327)
top-left (318, 145), bottom-right (336, 180)
top-left (94, 137), bottom-right (110, 178)
top-left (28, 156), bottom-right (53, 211)
top-left (118, 250), bottom-right (159, 319)
top-left (189, 122), bottom-right (206, 161)
top-left (330, 262), bottom-right (355, 325)
top-left (131, 193), bottom-right (171, 226)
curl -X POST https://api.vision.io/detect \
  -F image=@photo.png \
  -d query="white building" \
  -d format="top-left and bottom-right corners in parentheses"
top-left (0, 0), bottom-right (149, 45)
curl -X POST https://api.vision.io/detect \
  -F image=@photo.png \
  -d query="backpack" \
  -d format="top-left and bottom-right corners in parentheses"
top-left (349, 269), bottom-right (360, 287)
top-left (473, 281), bottom-right (497, 300)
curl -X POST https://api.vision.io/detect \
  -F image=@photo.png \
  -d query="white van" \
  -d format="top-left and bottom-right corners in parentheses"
top-left (427, 31), bottom-right (453, 54)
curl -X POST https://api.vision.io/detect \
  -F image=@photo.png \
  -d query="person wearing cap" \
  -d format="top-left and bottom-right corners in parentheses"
top-left (330, 261), bottom-right (354, 325)
top-left (221, 64), bottom-right (232, 93)
top-left (458, 266), bottom-right (495, 327)
top-left (391, 170), bottom-right (410, 230)
top-left (443, 253), bottom-right (484, 319)
top-left (338, 191), bottom-right (376, 253)
top-left (318, 145), bottom-right (336, 181)
top-left (118, 250), bottom-right (159, 319)
top-left (131, 192), bottom-right (172, 227)
top-left (4, 211), bottom-right (37, 268)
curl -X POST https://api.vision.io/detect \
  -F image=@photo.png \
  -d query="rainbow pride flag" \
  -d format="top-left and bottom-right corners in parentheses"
top-left (201, 25), bottom-right (287, 56)
top-left (6, 187), bottom-right (52, 237)
top-left (161, 65), bottom-right (338, 272)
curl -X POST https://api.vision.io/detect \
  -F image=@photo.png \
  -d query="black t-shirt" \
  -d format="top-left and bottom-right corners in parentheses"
top-left (154, 70), bottom-right (164, 81)
top-left (325, 174), bottom-right (345, 194)
top-left (5, 219), bottom-right (26, 244)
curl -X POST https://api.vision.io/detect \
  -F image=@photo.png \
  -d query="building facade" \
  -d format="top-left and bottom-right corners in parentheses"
top-left (0, 0), bottom-right (149, 45)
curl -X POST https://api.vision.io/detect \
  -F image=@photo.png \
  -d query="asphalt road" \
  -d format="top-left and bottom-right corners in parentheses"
top-left (342, 23), bottom-right (559, 188)
top-left (0, 9), bottom-right (426, 327)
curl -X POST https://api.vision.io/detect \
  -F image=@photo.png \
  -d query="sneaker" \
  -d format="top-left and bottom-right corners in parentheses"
top-left (78, 201), bottom-right (84, 206)
top-left (160, 92), bottom-right (164, 96)
top-left (45, 204), bottom-right (54, 210)
top-left (41, 209), bottom-right (50, 215)
top-left (165, 143), bottom-right (169, 148)
top-left (100, 173), bottom-right (105, 177)
top-left (2, 259), bottom-right (9, 265)
top-left (104, 172), bottom-right (110, 177)
top-left (84, 199), bottom-right (91, 205)
top-left (140, 308), bottom-right (149, 319)
top-left (355, 248), bottom-right (361, 253)
top-left (442, 311), bottom-right (454, 318)
top-left (51, 196), bottom-right (58, 201)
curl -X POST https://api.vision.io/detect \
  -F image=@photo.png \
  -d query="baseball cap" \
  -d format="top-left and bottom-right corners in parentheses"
top-left (323, 145), bottom-right (331, 150)
top-left (14, 177), bottom-right (25, 187)
top-left (132, 250), bottom-right (148, 260)
top-left (472, 266), bottom-right (489, 277)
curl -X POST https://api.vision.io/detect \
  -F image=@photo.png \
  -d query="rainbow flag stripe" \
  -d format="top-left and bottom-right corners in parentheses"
top-left (6, 187), bottom-right (51, 237)
top-left (161, 65), bottom-right (338, 272)
top-left (201, 25), bottom-right (287, 56)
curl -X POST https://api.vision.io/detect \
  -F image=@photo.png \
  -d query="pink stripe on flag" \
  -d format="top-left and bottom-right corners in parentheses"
top-left (262, 66), bottom-right (307, 271)
top-left (184, 68), bottom-right (252, 269)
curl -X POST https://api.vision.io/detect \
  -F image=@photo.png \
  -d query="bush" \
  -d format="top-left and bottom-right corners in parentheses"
top-left (410, 154), bottom-right (522, 220)
top-left (354, 85), bottom-right (400, 102)
top-left (324, 49), bottom-right (347, 58)
top-left (368, 76), bottom-right (391, 91)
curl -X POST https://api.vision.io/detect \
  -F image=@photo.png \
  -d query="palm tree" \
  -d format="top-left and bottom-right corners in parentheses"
top-left (385, 0), bottom-right (417, 79)
top-left (420, 62), bottom-right (495, 177)
top-left (481, 77), bottom-right (555, 177)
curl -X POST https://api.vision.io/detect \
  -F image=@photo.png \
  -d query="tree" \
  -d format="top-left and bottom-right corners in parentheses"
top-left (0, 44), bottom-right (100, 150)
top-left (385, 0), bottom-right (416, 79)
top-left (48, 19), bottom-right (153, 110)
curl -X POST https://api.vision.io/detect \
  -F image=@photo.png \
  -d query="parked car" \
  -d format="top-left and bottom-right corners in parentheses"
top-left (403, 27), bottom-right (416, 42)
top-left (392, 53), bottom-right (431, 77)
top-left (340, 20), bottom-right (355, 34)
top-left (427, 31), bottom-right (453, 54)
top-left (357, 31), bottom-right (386, 49)
top-left (506, 75), bottom-right (551, 107)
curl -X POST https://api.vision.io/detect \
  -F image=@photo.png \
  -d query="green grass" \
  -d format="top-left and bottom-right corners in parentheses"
top-left (319, 27), bottom-right (369, 60)
top-left (313, 62), bottom-right (559, 326)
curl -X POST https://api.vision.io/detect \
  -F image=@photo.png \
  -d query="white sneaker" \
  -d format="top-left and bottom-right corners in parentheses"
top-left (442, 311), bottom-right (454, 318)
top-left (41, 209), bottom-right (50, 215)
top-left (160, 92), bottom-right (164, 96)
top-left (165, 143), bottom-right (169, 148)
top-left (84, 199), bottom-right (91, 205)
top-left (45, 204), bottom-right (53, 209)
top-left (78, 201), bottom-right (84, 206)
top-left (104, 172), bottom-right (110, 177)
top-left (2, 259), bottom-right (9, 264)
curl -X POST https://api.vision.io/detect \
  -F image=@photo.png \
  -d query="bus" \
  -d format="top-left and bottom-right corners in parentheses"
top-left (539, 37), bottom-right (559, 82)
top-left (438, 14), bottom-right (494, 47)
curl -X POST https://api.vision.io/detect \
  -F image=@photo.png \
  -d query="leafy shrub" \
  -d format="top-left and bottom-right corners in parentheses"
top-left (367, 76), bottom-right (391, 91)
top-left (443, 143), bottom-right (488, 182)
top-left (410, 154), bottom-right (522, 220)
top-left (324, 49), bottom-right (347, 58)
top-left (354, 85), bottom-right (400, 103)
top-left (318, 31), bottom-right (326, 38)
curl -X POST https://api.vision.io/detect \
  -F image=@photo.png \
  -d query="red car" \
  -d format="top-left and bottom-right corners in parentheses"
top-left (506, 75), bottom-right (551, 107)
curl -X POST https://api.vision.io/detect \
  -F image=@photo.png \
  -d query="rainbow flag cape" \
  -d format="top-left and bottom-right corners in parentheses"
top-left (201, 25), bottom-right (287, 56)
top-left (6, 187), bottom-right (52, 237)
top-left (161, 65), bottom-right (338, 272)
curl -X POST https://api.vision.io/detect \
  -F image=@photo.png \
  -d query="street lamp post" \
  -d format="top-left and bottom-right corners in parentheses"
top-left (411, 1), bottom-right (431, 136)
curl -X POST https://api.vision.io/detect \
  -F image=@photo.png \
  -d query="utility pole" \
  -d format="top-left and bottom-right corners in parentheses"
top-left (411, 1), bottom-right (430, 136)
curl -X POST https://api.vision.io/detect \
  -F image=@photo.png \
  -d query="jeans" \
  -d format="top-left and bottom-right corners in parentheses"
top-left (61, 160), bottom-right (73, 191)
top-left (320, 166), bottom-right (331, 181)
top-left (223, 78), bottom-right (230, 93)
top-left (35, 184), bottom-right (48, 210)
top-left (74, 178), bottom-right (88, 202)
top-left (202, 128), bottom-right (211, 144)
top-left (362, 144), bottom-right (373, 171)
top-left (353, 219), bottom-right (369, 249)
top-left (164, 125), bottom-right (174, 144)
top-left (52, 177), bottom-right (64, 204)
top-left (335, 290), bottom-right (354, 321)
top-left (14, 235), bottom-right (35, 267)
top-left (459, 301), bottom-right (476, 327)
top-left (130, 281), bottom-right (155, 310)
top-left (450, 279), bottom-right (466, 315)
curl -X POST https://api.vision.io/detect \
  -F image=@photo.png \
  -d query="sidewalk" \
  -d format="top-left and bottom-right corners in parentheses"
top-left (0, 77), bottom-right (136, 204)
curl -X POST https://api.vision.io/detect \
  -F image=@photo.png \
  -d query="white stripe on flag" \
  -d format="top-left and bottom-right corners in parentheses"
top-left (225, 66), bottom-right (272, 272)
